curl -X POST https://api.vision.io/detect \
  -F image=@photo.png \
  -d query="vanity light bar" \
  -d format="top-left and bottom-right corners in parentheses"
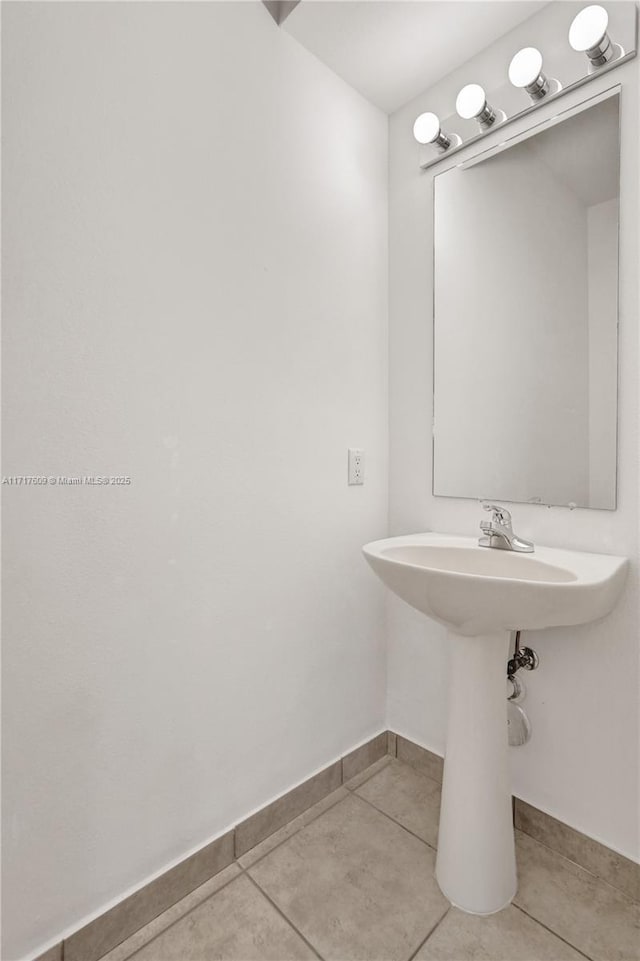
top-left (413, 2), bottom-right (635, 165)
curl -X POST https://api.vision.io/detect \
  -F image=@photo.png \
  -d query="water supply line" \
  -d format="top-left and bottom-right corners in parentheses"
top-left (506, 631), bottom-right (538, 746)
top-left (507, 630), bottom-right (539, 677)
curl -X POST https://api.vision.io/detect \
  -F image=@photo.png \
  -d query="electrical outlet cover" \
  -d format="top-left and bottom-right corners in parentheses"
top-left (348, 448), bottom-right (364, 485)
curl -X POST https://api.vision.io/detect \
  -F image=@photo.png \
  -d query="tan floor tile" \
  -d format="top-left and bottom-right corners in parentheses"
top-left (238, 787), bottom-right (349, 869)
top-left (249, 793), bottom-right (448, 961)
top-left (129, 874), bottom-right (316, 961)
top-left (415, 905), bottom-right (585, 960)
top-left (514, 832), bottom-right (640, 961)
top-left (355, 758), bottom-right (441, 847)
top-left (98, 864), bottom-right (241, 961)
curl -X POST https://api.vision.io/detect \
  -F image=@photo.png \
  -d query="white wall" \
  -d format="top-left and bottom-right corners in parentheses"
top-left (388, 8), bottom-right (639, 861)
top-left (1, 4), bottom-right (388, 958)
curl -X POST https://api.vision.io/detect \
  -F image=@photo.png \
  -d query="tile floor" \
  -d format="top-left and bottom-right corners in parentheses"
top-left (100, 757), bottom-right (640, 961)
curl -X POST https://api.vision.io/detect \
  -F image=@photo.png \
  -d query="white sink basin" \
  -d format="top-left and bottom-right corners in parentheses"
top-left (362, 532), bottom-right (627, 636)
top-left (362, 531), bottom-right (627, 917)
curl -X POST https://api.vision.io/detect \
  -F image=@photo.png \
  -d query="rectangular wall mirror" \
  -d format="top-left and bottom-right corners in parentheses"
top-left (433, 89), bottom-right (620, 510)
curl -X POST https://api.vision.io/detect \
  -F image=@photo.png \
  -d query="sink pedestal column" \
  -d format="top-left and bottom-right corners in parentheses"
top-left (435, 629), bottom-right (516, 915)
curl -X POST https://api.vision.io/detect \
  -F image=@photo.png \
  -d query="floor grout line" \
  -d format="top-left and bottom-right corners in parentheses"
top-left (238, 755), bottom-right (393, 871)
top-left (97, 763), bottom-right (388, 961)
top-left (92, 752), bottom-right (627, 961)
top-left (241, 764), bottom-right (611, 961)
top-left (237, 790), bottom-right (351, 871)
top-left (511, 903), bottom-right (595, 961)
top-left (406, 906), bottom-right (451, 961)
top-left (351, 789), bottom-right (437, 852)
top-left (97, 868), bottom-right (244, 961)
top-left (243, 869), bottom-right (326, 961)
top-left (343, 756), bottom-right (393, 793)
top-left (398, 765), bottom-right (443, 792)
top-left (388, 751), bottom-right (444, 793)
top-left (514, 830), bottom-right (640, 906)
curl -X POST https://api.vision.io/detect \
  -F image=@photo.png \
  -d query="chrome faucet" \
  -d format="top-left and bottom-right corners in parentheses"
top-left (478, 503), bottom-right (534, 553)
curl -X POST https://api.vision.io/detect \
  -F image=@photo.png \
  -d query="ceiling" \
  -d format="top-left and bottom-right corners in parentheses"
top-left (282, 1), bottom-right (549, 114)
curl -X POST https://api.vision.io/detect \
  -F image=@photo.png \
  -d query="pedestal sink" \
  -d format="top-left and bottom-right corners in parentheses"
top-left (362, 532), bottom-right (627, 915)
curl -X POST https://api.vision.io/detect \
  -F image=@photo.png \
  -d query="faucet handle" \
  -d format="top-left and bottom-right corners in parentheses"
top-left (481, 502), bottom-right (512, 526)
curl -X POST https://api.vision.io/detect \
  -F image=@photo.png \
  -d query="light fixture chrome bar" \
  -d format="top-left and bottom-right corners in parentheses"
top-left (416, 2), bottom-right (636, 171)
top-left (458, 84), bottom-right (620, 173)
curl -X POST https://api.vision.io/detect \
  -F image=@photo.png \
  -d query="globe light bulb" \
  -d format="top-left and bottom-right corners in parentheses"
top-left (569, 5), bottom-right (616, 65)
top-left (456, 84), bottom-right (486, 119)
top-left (455, 84), bottom-right (497, 128)
top-left (413, 112), bottom-right (452, 151)
top-left (569, 5), bottom-right (608, 52)
top-left (413, 112), bottom-right (442, 145)
top-left (508, 47), bottom-right (550, 100)
top-left (508, 47), bottom-right (544, 88)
